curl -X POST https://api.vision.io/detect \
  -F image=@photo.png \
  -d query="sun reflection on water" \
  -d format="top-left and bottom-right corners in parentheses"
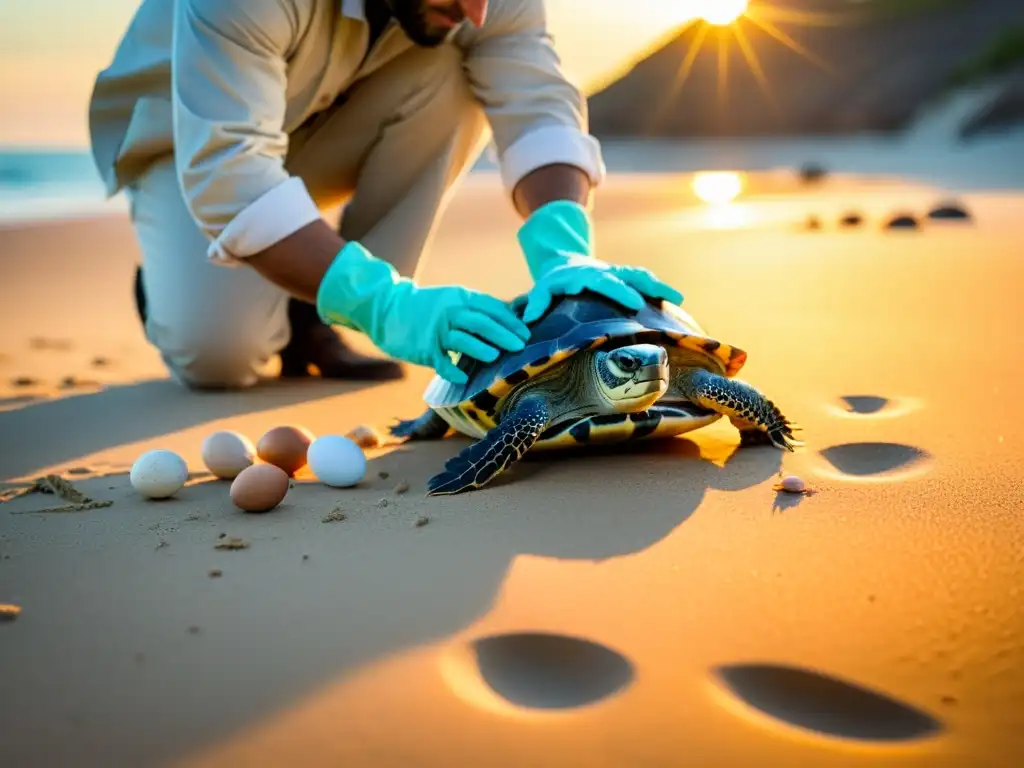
top-left (692, 171), bottom-right (745, 204)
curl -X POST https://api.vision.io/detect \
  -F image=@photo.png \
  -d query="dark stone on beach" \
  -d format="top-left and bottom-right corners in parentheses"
top-left (927, 201), bottom-right (972, 221)
top-left (839, 212), bottom-right (864, 227)
top-left (799, 163), bottom-right (828, 184)
top-left (804, 214), bottom-right (823, 231)
top-left (884, 214), bottom-right (920, 230)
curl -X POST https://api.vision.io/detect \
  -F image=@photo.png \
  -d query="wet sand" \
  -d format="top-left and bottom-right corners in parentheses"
top-left (1, 170), bottom-right (1022, 767)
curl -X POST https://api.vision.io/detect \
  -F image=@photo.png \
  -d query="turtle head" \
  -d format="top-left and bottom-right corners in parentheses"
top-left (594, 344), bottom-right (669, 412)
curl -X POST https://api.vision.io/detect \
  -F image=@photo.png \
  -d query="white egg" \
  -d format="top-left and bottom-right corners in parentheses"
top-left (780, 474), bottom-right (806, 493)
top-left (307, 435), bottom-right (367, 488)
top-left (201, 430), bottom-right (256, 479)
top-left (130, 449), bottom-right (189, 499)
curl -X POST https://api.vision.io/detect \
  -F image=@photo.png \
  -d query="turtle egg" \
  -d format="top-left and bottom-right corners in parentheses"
top-left (130, 449), bottom-right (189, 499)
top-left (780, 474), bottom-right (806, 493)
top-left (201, 430), bottom-right (256, 479)
top-left (257, 425), bottom-right (315, 476)
top-left (307, 435), bottom-right (367, 488)
top-left (230, 463), bottom-right (290, 513)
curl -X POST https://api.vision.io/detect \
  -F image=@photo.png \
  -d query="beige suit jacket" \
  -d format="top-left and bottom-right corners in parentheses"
top-left (88, 0), bottom-right (606, 265)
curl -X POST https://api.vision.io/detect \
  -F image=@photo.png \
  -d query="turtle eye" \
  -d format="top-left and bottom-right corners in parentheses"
top-left (614, 351), bottom-right (640, 372)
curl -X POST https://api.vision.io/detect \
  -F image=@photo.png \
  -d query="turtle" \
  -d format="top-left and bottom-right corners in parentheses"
top-left (389, 290), bottom-right (801, 495)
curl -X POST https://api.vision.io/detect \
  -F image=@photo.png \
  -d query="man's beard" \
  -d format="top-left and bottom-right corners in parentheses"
top-left (384, 0), bottom-right (462, 47)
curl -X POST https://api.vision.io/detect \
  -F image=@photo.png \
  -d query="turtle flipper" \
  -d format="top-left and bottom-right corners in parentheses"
top-left (426, 396), bottom-right (550, 496)
top-left (390, 409), bottom-right (450, 441)
top-left (673, 368), bottom-right (802, 451)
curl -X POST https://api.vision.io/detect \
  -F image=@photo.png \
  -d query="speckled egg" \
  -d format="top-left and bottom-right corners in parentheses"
top-left (130, 449), bottom-right (189, 499)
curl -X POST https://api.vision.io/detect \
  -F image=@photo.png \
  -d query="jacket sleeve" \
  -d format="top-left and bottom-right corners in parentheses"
top-left (171, 0), bottom-right (320, 266)
top-left (461, 0), bottom-right (606, 198)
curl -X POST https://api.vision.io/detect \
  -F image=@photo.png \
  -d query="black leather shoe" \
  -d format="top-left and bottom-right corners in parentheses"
top-left (134, 265), bottom-right (148, 326)
top-left (279, 298), bottom-right (405, 381)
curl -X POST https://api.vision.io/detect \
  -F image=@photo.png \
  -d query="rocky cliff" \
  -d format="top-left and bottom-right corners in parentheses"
top-left (586, 0), bottom-right (1024, 139)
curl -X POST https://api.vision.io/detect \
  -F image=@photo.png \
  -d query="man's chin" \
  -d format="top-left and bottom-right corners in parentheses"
top-left (402, 24), bottom-right (450, 47)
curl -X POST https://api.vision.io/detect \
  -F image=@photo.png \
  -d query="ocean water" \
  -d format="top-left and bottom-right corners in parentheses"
top-left (2, 101), bottom-right (1023, 224)
top-left (0, 149), bottom-right (124, 223)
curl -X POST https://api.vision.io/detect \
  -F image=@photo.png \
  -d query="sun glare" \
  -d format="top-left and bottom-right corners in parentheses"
top-left (691, 171), bottom-right (744, 204)
top-left (697, 0), bottom-right (749, 26)
top-left (645, 0), bottom-right (845, 135)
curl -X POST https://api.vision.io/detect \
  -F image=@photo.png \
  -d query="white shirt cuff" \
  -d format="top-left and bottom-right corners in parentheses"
top-left (206, 176), bottom-right (322, 266)
top-left (498, 124), bottom-right (607, 195)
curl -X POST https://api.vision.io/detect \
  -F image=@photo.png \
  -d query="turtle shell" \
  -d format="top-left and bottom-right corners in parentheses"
top-left (422, 291), bottom-right (747, 420)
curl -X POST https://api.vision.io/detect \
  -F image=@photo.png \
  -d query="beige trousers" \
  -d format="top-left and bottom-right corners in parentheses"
top-left (127, 43), bottom-right (491, 388)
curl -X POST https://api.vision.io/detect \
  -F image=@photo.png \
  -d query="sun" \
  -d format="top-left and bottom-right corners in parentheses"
top-left (643, 0), bottom-right (846, 135)
top-left (691, 171), bottom-right (744, 204)
top-left (697, 0), bottom-right (749, 26)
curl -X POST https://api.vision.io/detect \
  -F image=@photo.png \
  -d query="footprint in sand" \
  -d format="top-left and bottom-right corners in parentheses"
top-left (443, 632), bottom-right (634, 712)
top-left (713, 663), bottom-right (943, 742)
top-left (827, 395), bottom-right (921, 420)
top-left (819, 442), bottom-right (931, 480)
top-left (841, 395), bottom-right (889, 415)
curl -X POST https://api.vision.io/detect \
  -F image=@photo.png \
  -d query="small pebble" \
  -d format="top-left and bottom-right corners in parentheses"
top-left (377, 498), bottom-right (389, 508)
top-left (378, 471), bottom-right (389, 480)
top-left (214, 537), bottom-right (249, 550)
top-left (90, 356), bottom-right (111, 367)
top-left (11, 376), bottom-right (39, 387)
top-left (59, 375), bottom-right (101, 389)
top-left (393, 480), bottom-right (409, 494)
top-left (322, 509), bottom-right (346, 523)
top-left (29, 337), bottom-right (73, 351)
top-left (208, 568), bottom-right (222, 578)
top-left (187, 625), bottom-right (201, 635)
top-left (347, 424), bottom-right (383, 449)
top-left (302, 554), bottom-right (310, 561)
top-left (415, 516), bottom-right (429, 528)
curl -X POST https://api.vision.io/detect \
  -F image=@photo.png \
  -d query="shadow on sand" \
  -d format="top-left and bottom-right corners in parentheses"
top-left (0, 377), bottom-right (372, 482)
top-left (0, 428), bottom-right (783, 767)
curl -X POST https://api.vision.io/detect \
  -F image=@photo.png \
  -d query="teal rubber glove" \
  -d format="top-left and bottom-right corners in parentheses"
top-left (316, 241), bottom-right (530, 385)
top-left (517, 199), bottom-right (684, 323)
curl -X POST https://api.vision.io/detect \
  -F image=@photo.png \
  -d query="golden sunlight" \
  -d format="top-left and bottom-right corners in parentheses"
top-left (691, 171), bottom-right (744, 204)
top-left (696, 0), bottom-right (749, 26)
top-left (645, 0), bottom-right (845, 134)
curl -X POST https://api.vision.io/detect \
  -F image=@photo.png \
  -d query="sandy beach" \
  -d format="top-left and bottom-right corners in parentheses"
top-left (1, 169), bottom-right (1023, 767)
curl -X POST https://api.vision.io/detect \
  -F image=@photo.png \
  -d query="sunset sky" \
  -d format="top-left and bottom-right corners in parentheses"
top-left (0, 0), bottom-right (702, 148)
